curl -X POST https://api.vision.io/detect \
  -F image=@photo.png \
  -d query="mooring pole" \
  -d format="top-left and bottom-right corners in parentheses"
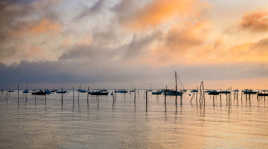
top-left (45, 92), bottom-right (47, 105)
top-left (77, 89), bottom-right (80, 105)
top-left (164, 86), bottom-right (167, 112)
top-left (175, 71), bottom-right (178, 106)
top-left (87, 87), bottom-right (89, 105)
top-left (145, 90), bottom-right (148, 112)
top-left (195, 89), bottom-right (198, 105)
top-left (72, 87), bottom-right (75, 105)
top-left (78, 88), bottom-right (80, 104)
top-left (35, 95), bottom-right (37, 105)
top-left (17, 84), bottom-right (20, 105)
top-left (61, 88), bottom-right (63, 106)
top-left (213, 95), bottom-right (215, 106)
top-left (180, 94), bottom-right (183, 106)
top-left (134, 90), bottom-right (136, 105)
top-left (112, 92), bottom-right (115, 105)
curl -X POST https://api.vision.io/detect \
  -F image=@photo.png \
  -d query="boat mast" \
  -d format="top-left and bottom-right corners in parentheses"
top-left (175, 71), bottom-right (178, 92)
top-left (175, 71), bottom-right (178, 106)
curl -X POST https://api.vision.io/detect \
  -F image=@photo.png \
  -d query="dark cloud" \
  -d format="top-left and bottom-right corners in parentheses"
top-left (60, 30), bottom-right (161, 62)
top-left (74, 0), bottom-right (105, 20)
top-left (112, 0), bottom-right (141, 23)
top-left (59, 45), bottom-right (118, 61)
top-left (124, 31), bottom-right (162, 59)
top-left (1, 59), bottom-right (268, 89)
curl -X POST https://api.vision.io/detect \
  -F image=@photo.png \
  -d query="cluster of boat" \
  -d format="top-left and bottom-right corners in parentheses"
top-left (150, 89), bottom-right (268, 97)
top-left (4, 88), bottom-right (134, 96)
top-left (151, 89), bottom-right (185, 96)
top-left (3, 88), bottom-right (268, 97)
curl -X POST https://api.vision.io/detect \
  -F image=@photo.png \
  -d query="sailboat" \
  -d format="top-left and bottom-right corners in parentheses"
top-left (164, 71), bottom-right (183, 96)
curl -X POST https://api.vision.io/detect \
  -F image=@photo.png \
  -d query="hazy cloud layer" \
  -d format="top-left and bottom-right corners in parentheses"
top-left (1, 0), bottom-right (268, 88)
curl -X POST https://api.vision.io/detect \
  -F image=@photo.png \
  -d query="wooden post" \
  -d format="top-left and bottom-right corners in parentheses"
top-left (45, 93), bottom-right (47, 105)
top-left (72, 87), bottom-right (75, 105)
top-left (164, 86), bottom-right (167, 112)
top-left (35, 95), bottom-right (37, 105)
top-left (241, 92), bottom-right (243, 105)
top-left (195, 88), bottom-right (198, 105)
top-left (145, 90), bottom-right (148, 112)
top-left (77, 89), bottom-right (80, 105)
top-left (225, 93), bottom-right (228, 106)
top-left (213, 95), bottom-right (215, 106)
top-left (249, 94), bottom-right (251, 105)
top-left (78, 89), bottom-right (80, 104)
top-left (134, 90), bottom-right (136, 105)
top-left (175, 71), bottom-right (178, 106)
top-left (180, 94), bottom-right (183, 106)
top-left (61, 88), bottom-right (63, 106)
top-left (25, 93), bottom-right (28, 103)
top-left (112, 92), bottom-right (115, 105)
top-left (17, 84), bottom-right (20, 105)
top-left (220, 94), bottom-right (222, 106)
top-left (87, 87), bottom-right (89, 105)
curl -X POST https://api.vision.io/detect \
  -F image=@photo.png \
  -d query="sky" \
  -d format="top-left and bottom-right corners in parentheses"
top-left (0, 0), bottom-right (268, 89)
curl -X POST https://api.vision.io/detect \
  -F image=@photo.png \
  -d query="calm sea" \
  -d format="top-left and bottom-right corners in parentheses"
top-left (0, 90), bottom-right (268, 149)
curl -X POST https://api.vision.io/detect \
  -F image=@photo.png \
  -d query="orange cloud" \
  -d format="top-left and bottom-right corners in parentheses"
top-left (9, 18), bottom-right (61, 37)
top-left (240, 11), bottom-right (268, 32)
top-left (137, 20), bottom-right (211, 66)
top-left (30, 19), bottom-right (61, 34)
top-left (124, 0), bottom-right (206, 30)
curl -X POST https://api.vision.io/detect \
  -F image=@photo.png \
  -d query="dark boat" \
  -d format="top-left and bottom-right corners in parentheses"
top-left (164, 89), bottom-right (183, 96)
top-left (129, 89), bottom-right (136, 93)
top-left (78, 89), bottom-right (87, 93)
top-left (8, 90), bottom-right (15, 93)
top-left (115, 89), bottom-right (128, 94)
top-left (257, 93), bottom-right (268, 96)
top-left (233, 89), bottom-right (239, 92)
top-left (218, 90), bottom-right (231, 94)
top-left (207, 90), bottom-right (219, 95)
top-left (23, 89), bottom-right (29, 93)
top-left (32, 90), bottom-right (46, 95)
top-left (90, 90), bottom-right (109, 96)
top-left (191, 89), bottom-right (198, 93)
top-left (32, 89), bottom-right (51, 95)
top-left (242, 89), bottom-right (257, 94)
top-left (152, 90), bottom-right (163, 95)
top-left (50, 89), bottom-right (57, 93)
top-left (56, 90), bottom-right (67, 94)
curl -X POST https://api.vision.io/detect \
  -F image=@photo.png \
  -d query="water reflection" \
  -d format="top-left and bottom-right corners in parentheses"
top-left (0, 91), bottom-right (268, 149)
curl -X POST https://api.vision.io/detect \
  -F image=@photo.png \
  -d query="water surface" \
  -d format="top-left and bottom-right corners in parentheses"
top-left (0, 91), bottom-right (268, 149)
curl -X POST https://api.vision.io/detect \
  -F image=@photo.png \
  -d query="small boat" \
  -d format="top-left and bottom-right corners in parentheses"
top-left (164, 89), bottom-right (183, 96)
top-left (23, 89), bottom-right (29, 94)
top-left (115, 89), bottom-right (128, 94)
top-left (191, 89), bottom-right (198, 93)
top-left (50, 89), bottom-right (57, 93)
top-left (8, 90), bottom-right (15, 93)
top-left (257, 93), bottom-right (268, 96)
top-left (242, 89), bottom-right (257, 94)
top-left (90, 90), bottom-right (109, 96)
top-left (129, 89), bottom-right (136, 93)
top-left (207, 90), bottom-right (219, 95)
top-left (218, 90), bottom-right (231, 94)
top-left (152, 90), bottom-right (163, 95)
top-left (56, 90), bottom-right (67, 94)
top-left (78, 89), bottom-right (87, 93)
top-left (32, 90), bottom-right (47, 95)
top-left (233, 89), bottom-right (239, 92)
